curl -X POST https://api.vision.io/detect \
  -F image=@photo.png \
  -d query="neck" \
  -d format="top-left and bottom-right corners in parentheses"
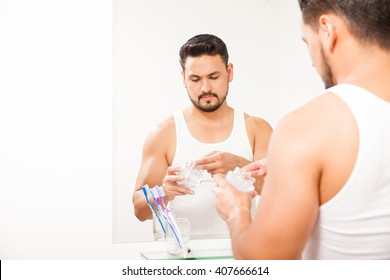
top-left (187, 101), bottom-right (233, 121)
top-left (333, 43), bottom-right (390, 101)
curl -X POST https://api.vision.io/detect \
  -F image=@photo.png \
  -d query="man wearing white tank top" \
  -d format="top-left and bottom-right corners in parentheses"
top-left (214, 0), bottom-right (390, 259)
top-left (132, 34), bottom-right (272, 238)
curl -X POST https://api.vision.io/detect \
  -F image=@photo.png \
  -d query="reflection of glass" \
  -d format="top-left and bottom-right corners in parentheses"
top-left (226, 167), bottom-right (255, 192)
top-left (177, 161), bottom-right (203, 190)
top-left (153, 212), bottom-right (165, 241)
top-left (166, 218), bottom-right (190, 258)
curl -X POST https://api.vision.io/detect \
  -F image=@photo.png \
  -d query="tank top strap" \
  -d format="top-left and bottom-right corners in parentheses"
top-left (232, 109), bottom-right (245, 136)
top-left (173, 110), bottom-right (188, 140)
top-left (231, 109), bottom-right (253, 161)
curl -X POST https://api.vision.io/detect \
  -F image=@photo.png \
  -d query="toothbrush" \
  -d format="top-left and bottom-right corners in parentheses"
top-left (151, 186), bottom-right (183, 249)
top-left (141, 185), bottom-right (166, 236)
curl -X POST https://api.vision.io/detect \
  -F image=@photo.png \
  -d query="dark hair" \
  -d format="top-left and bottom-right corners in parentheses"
top-left (179, 34), bottom-right (229, 69)
top-left (298, 0), bottom-right (390, 49)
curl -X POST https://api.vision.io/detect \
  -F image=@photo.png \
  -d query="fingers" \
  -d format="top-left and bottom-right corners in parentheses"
top-left (169, 185), bottom-right (194, 195)
top-left (196, 161), bottom-right (216, 171)
top-left (213, 174), bottom-right (236, 193)
top-left (241, 161), bottom-right (262, 172)
top-left (241, 158), bottom-right (267, 178)
top-left (163, 182), bottom-right (194, 198)
top-left (163, 166), bottom-right (194, 198)
top-left (213, 174), bottom-right (254, 222)
top-left (250, 168), bottom-right (266, 177)
top-left (164, 166), bottom-right (189, 186)
top-left (213, 174), bottom-right (255, 196)
top-left (246, 158), bottom-right (267, 170)
top-left (195, 157), bottom-right (214, 168)
top-left (202, 151), bottom-right (218, 157)
top-left (239, 170), bottom-right (253, 180)
top-left (196, 151), bottom-right (234, 175)
top-left (166, 166), bottom-right (182, 175)
top-left (196, 162), bottom-right (224, 175)
top-left (248, 190), bottom-right (257, 200)
top-left (197, 160), bottom-right (228, 175)
top-left (213, 173), bottom-right (226, 183)
top-left (195, 151), bottom-right (220, 166)
top-left (163, 173), bottom-right (183, 183)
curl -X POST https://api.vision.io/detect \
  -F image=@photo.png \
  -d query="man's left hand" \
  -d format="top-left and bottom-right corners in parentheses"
top-left (196, 151), bottom-right (249, 175)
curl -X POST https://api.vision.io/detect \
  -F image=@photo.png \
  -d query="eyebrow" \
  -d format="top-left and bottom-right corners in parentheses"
top-left (189, 71), bottom-right (221, 78)
top-left (208, 71), bottom-right (221, 77)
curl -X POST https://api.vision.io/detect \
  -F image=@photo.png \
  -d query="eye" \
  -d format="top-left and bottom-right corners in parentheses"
top-left (209, 76), bottom-right (219, 80)
top-left (190, 78), bottom-right (200, 82)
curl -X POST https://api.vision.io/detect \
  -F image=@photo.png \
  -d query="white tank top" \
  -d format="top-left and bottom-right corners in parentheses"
top-left (303, 84), bottom-right (390, 259)
top-left (170, 109), bottom-right (253, 239)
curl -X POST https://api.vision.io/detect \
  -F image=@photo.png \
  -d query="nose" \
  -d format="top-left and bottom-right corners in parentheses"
top-left (201, 80), bottom-right (211, 93)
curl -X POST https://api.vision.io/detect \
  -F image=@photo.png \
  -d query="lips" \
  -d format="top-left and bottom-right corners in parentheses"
top-left (199, 93), bottom-right (217, 101)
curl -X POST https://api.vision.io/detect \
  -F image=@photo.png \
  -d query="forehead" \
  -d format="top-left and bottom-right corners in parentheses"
top-left (183, 55), bottom-right (226, 74)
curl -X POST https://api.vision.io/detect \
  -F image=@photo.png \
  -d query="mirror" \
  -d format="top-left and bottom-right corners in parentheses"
top-left (113, 0), bottom-right (323, 243)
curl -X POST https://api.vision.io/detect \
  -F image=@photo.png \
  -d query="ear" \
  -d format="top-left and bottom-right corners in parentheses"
top-left (227, 63), bottom-right (234, 82)
top-left (319, 15), bottom-right (337, 53)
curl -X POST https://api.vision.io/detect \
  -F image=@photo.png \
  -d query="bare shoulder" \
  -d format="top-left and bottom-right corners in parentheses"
top-left (243, 113), bottom-right (273, 159)
top-left (278, 92), bottom-right (349, 132)
top-left (270, 92), bottom-right (358, 205)
top-left (273, 92), bottom-right (355, 158)
top-left (149, 115), bottom-right (175, 139)
top-left (143, 115), bottom-right (176, 153)
top-left (244, 113), bottom-right (273, 135)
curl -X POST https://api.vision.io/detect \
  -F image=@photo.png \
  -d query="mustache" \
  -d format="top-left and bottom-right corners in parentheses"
top-left (198, 92), bottom-right (218, 101)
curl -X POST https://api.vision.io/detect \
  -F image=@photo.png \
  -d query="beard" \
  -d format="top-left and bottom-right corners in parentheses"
top-left (188, 90), bottom-right (228, 112)
top-left (320, 47), bottom-right (335, 89)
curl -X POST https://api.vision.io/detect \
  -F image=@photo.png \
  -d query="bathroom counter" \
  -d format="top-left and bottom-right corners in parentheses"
top-left (139, 238), bottom-right (233, 260)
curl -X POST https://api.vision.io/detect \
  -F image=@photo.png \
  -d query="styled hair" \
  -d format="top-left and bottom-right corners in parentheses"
top-left (298, 0), bottom-right (390, 49)
top-left (179, 34), bottom-right (229, 69)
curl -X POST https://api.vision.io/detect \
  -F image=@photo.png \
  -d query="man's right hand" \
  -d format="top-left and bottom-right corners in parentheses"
top-left (162, 166), bottom-right (195, 201)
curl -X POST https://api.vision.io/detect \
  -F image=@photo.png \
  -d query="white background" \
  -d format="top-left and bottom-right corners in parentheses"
top-left (1, 0), bottom-right (323, 259)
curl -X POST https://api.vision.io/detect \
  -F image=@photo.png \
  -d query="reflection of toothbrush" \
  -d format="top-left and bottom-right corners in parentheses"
top-left (156, 186), bottom-right (170, 214)
top-left (150, 186), bottom-right (183, 249)
top-left (150, 186), bottom-right (174, 239)
top-left (149, 186), bottom-right (165, 217)
top-left (157, 187), bottom-right (183, 244)
top-left (141, 185), bottom-right (166, 236)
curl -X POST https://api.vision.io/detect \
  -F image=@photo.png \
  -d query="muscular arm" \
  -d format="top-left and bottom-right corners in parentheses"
top-left (132, 122), bottom-right (172, 221)
top-left (218, 109), bottom-right (322, 259)
top-left (133, 117), bottom-right (194, 221)
top-left (247, 116), bottom-right (272, 193)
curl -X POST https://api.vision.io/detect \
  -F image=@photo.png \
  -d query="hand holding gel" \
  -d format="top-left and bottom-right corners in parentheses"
top-left (177, 161), bottom-right (203, 190)
top-left (225, 167), bottom-right (255, 192)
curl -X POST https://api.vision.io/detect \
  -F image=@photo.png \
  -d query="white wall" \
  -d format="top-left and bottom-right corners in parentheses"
top-left (0, 0), bottom-right (323, 259)
top-left (277, 1), bottom-right (324, 116)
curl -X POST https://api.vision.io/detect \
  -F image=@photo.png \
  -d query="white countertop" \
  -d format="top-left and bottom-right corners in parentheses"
top-left (112, 238), bottom-right (232, 260)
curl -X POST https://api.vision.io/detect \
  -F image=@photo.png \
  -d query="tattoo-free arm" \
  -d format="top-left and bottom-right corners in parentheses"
top-left (216, 112), bottom-right (321, 259)
top-left (132, 127), bottom-right (170, 221)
